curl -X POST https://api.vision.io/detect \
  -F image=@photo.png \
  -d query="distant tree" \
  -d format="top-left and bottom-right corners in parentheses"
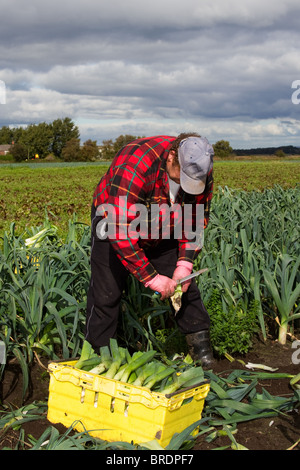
top-left (0, 125), bottom-right (27, 146)
top-left (275, 149), bottom-right (286, 158)
top-left (99, 135), bottom-right (139, 160)
top-left (80, 139), bottom-right (99, 161)
top-left (9, 143), bottom-right (27, 162)
top-left (19, 122), bottom-right (53, 158)
top-left (100, 139), bottom-right (115, 160)
top-left (62, 138), bottom-right (81, 162)
top-left (11, 127), bottom-right (26, 144)
top-left (0, 126), bottom-right (14, 145)
top-left (0, 118), bottom-right (80, 160)
top-left (113, 134), bottom-right (137, 154)
top-left (213, 140), bottom-right (233, 159)
top-left (50, 117), bottom-right (80, 158)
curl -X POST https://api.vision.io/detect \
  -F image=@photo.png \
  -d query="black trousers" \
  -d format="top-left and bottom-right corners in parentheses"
top-left (85, 236), bottom-right (210, 350)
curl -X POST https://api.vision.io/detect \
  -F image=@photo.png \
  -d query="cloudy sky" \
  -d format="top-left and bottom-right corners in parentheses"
top-left (0, 0), bottom-right (300, 148)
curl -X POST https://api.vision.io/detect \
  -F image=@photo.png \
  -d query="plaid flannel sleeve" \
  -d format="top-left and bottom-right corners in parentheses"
top-left (96, 163), bottom-right (158, 285)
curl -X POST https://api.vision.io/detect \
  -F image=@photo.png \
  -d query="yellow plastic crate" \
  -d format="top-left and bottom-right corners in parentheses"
top-left (47, 360), bottom-right (210, 447)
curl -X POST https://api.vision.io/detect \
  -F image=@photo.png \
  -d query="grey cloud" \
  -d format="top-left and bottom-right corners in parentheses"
top-left (1, 0), bottom-right (300, 147)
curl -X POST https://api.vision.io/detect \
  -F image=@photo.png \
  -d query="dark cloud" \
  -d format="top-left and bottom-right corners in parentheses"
top-left (0, 0), bottom-right (300, 147)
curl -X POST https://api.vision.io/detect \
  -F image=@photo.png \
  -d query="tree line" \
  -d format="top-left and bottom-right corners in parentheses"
top-left (99, 136), bottom-right (235, 159)
top-left (0, 119), bottom-right (237, 161)
top-left (0, 118), bottom-right (99, 162)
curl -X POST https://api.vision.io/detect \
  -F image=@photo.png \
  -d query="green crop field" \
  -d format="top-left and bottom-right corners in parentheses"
top-left (0, 159), bottom-right (299, 236)
top-left (1, 158), bottom-right (299, 450)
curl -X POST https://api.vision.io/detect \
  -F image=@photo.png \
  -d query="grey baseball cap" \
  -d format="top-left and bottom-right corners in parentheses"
top-left (178, 136), bottom-right (214, 195)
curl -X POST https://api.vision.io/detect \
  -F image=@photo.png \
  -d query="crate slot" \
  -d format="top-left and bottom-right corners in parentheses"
top-left (124, 401), bottom-right (129, 417)
top-left (110, 397), bottom-right (115, 413)
top-left (94, 392), bottom-right (99, 408)
top-left (80, 387), bottom-right (85, 403)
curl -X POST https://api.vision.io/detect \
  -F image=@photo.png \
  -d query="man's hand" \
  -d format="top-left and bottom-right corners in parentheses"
top-left (172, 261), bottom-right (193, 292)
top-left (146, 274), bottom-right (177, 300)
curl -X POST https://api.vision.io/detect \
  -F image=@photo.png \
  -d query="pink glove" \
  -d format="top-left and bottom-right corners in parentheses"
top-left (172, 261), bottom-right (193, 292)
top-left (145, 274), bottom-right (177, 300)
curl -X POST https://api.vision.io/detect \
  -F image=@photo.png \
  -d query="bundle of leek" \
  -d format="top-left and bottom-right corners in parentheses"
top-left (74, 338), bottom-right (205, 395)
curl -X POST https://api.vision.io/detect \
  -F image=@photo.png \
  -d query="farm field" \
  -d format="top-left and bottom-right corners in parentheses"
top-left (0, 159), bottom-right (299, 237)
top-left (0, 158), bottom-right (299, 451)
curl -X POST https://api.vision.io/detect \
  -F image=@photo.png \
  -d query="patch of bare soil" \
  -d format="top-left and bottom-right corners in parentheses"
top-left (0, 337), bottom-right (299, 450)
top-left (194, 337), bottom-right (300, 450)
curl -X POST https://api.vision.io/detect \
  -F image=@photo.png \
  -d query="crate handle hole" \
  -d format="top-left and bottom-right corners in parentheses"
top-left (94, 392), bottom-right (99, 408)
top-left (110, 397), bottom-right (115, 413)
top-left (80, 387), bottom-right (85, 404)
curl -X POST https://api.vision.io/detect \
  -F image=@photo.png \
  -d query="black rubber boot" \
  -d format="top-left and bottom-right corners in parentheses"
top-left (186, 330), bottom-right (215, 368)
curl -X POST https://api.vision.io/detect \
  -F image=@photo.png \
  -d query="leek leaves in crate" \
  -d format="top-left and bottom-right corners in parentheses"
top-left (75, 338), bottom-right (205, 395)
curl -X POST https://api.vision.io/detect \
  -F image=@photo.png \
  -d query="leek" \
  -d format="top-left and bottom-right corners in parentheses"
top-left (290, 372), bottom-right (300, 390)
top-left (89, 345), bottom-right (112, 374)
top-left (77, 356), bottom-right (102, 371)
top-left (113, 351), bottom-right (143, 380)
top-left (127, 371), bottom-right (138, 383)
top-left (132, 361), bottom-right (161, 387)
top-left (120, 350), bottom-right (157, 383)
top-left (170, 284), bottom-right (183, 314)
top-left (113, 363), bottom-right (128, 381)
top-left (75, 340), bottom-right (94, 369)
top-left (74, 340), bottom-right (205, 395)
top-left (144, 365), bottom-right (175, 390)
top-left (25, 226), bottom-right (58, 248)
top-left (104, 339), bottom-right (126, 378)
top-left (160, 366), bottom-right (204, 395)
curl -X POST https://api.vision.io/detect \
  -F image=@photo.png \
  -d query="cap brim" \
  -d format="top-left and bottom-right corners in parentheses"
top-left (180, 169), bottom-right (206, 195)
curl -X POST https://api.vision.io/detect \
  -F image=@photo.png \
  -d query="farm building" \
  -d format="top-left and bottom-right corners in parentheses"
top-left (0, 144), bottom-right (11, 155)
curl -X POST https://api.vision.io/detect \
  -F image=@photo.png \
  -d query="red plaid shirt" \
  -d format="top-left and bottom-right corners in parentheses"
top-left (93, 136), bottom-right (213, 284)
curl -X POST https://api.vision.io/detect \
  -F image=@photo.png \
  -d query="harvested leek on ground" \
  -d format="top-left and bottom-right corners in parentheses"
top-left (25, 225), bottom-right (58, 248)
top-left (75, 338), bottom-right (205, 395)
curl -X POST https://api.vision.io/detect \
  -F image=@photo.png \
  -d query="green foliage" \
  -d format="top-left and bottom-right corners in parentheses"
top-left (9, 143), bottom-right (28, 162)
top-left (62, 138), bottom-right (100, 162)
top-left (213, 140), bottom-right (233, 158)
top-left (1, 369), bottom-right (298, 450)
top-left (118, 275), bottom-right (171, 352)
top-left (274, 149), bottom-right (286, 158)
top-left (61, 138), bottom-right (81, 161)
top-left (0, 125), bottom-right (25, 145)
top-left (207, 290), bottom-right (260, 356)
top-left (0, 170), bottom-right (299, 399)
top-left (0, 152), bottom-right (14, 162)
top-left (0, 125), bottom-right (14, 145)
top-left (195, 184), bottom-right (300, 343)
top-left (50, 117), bottom-right (80, 158)
top-left (0, 215), bottom-right (91, 399)
top-left (19, 122), bottom-right (54, 159)
top-left (155, 328), bottom-right (187, 356)
top-left (80, 139), bottom-right (99, 161)
top-left (0, 117), bottom-right (80, 161)
top-left (262, 254), bottom-right (300, 344)
top-left (99, 134), bottom-right (142, 160)
top-left (99, 139), bottom-right (115, 160)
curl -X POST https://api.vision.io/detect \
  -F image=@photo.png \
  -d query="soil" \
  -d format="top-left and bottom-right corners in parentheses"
top-left (0, 337), bottom-right (299, 451)
top-left (194, 337), bottom-right (300, 451)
